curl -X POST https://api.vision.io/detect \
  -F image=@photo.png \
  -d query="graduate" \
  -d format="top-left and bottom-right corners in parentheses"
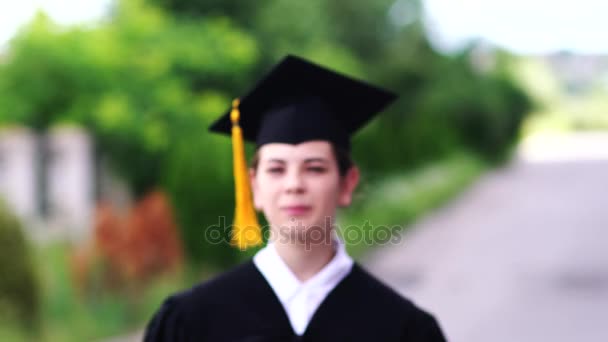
top-left (144, 55), bottom-right (447, 342)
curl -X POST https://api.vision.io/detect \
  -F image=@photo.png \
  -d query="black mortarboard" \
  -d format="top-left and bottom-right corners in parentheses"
top-left (209, 54), bottom-right (397, 150)
top-left (208, 55), bottom-right (397, 250)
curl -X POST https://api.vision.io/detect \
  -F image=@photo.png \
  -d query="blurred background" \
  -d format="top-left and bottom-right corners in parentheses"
top-left (0, 0), bottom-right (606, 341)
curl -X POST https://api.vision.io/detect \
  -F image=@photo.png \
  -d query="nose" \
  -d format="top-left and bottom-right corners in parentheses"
top-left (284, 168), bottom-right (305, 194)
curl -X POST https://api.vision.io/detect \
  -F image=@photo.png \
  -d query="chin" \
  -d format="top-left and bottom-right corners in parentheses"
top-left (272, 219), bottom-right (327, 244)
top-left (285, 217), bottom-right (323, 230)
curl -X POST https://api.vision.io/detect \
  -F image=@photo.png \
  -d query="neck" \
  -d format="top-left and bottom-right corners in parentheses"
top-left (272, 229), bottom-right (337, 282)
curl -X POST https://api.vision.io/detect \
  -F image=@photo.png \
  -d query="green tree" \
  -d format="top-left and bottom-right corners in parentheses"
top-left (0, 0), bottom-right (258, 264)
top-left (0, 0), bottom-right (531, 267)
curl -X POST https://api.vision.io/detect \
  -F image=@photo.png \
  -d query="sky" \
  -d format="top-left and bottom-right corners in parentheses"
top-left (1, 0), bottom-right (608, 54)
top-left (423, 0), bottom-right (608, 54)
top-left (0, 0), bottom-right (113, 50)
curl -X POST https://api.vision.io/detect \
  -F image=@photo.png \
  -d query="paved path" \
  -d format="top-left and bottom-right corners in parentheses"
top-left (364, 132), bottom-right (608, 342)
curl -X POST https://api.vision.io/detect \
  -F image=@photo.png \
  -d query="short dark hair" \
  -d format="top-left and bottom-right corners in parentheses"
top-left (250, 143), bottom-right (353, 177)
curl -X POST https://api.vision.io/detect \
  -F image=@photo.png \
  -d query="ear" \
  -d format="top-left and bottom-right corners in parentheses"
top-left (250, 168), bottom-right (262, 210)
top-left (338, 166), bottom-right (360, 207)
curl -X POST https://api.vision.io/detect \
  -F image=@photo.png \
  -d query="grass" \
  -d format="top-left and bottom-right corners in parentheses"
top-left (1, 242), bottom-right (198, 342)
top-left (339, 151), bottom-right (486, 258)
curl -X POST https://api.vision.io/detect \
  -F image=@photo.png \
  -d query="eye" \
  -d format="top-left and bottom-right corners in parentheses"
top-left (306, 166), bottom-right (327, 173)
top-left (266, 167), bottom-right (284, 174)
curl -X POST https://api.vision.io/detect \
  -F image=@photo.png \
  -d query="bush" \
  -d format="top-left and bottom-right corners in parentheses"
top-left (0, 201), bottom-right (41, 333)
top-left (71, 190), bottom-right (184, 296)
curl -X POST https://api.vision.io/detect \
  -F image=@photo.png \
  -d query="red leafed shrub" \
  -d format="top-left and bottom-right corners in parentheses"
top-left (71, 190), bottom-right (184, 294)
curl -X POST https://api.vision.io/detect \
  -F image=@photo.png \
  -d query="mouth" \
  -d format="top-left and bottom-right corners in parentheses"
top-left (281, 205), bottom-right (312, 216)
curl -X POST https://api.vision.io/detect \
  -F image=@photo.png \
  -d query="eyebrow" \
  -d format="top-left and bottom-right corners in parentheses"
top-left (303, 158), bottom-right (329, 164)
top-left (264, 158), bottom-right (329, 164)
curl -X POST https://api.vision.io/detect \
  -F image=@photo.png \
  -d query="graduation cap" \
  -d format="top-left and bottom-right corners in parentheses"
top-left (209, 55), bottom-right (397, 250)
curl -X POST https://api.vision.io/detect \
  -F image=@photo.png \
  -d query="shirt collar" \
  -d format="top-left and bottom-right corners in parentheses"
top-left (253, 232), bottom-right (354, 304)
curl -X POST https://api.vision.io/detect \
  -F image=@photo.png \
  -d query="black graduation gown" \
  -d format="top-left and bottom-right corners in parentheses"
top-left (144, 261), bottom-right (446, 342)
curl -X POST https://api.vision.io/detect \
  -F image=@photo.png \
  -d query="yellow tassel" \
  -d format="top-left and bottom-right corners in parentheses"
top-left (230, 99), bottom-right (263, 250)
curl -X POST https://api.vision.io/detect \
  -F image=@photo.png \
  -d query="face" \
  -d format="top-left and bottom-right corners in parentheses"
top-left (251, 141), bottom-right (359, 242)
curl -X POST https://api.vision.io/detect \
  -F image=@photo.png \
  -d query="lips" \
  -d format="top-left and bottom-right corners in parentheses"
top-left (281, 205), bottom-right (312, 216)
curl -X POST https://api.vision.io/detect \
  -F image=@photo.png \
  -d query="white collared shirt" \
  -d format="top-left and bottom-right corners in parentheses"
top-left (253, 235), bottom-right (354, 335)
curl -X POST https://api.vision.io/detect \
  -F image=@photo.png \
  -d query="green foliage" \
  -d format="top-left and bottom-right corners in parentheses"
top-left (0, 202), bottom-right (41, 334)
top-left (0, 0), bottom-right (259, 265)
top-left (413, 55), bottom-right (532, 161)
top-left (1, 0), bottom-right (258, 191)
top-left (31, 242), bottom-right (201, 341)
top-left (0, 0), bottom-right (532, 268)
top-left (39, 242), bottom-right (133, 341)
